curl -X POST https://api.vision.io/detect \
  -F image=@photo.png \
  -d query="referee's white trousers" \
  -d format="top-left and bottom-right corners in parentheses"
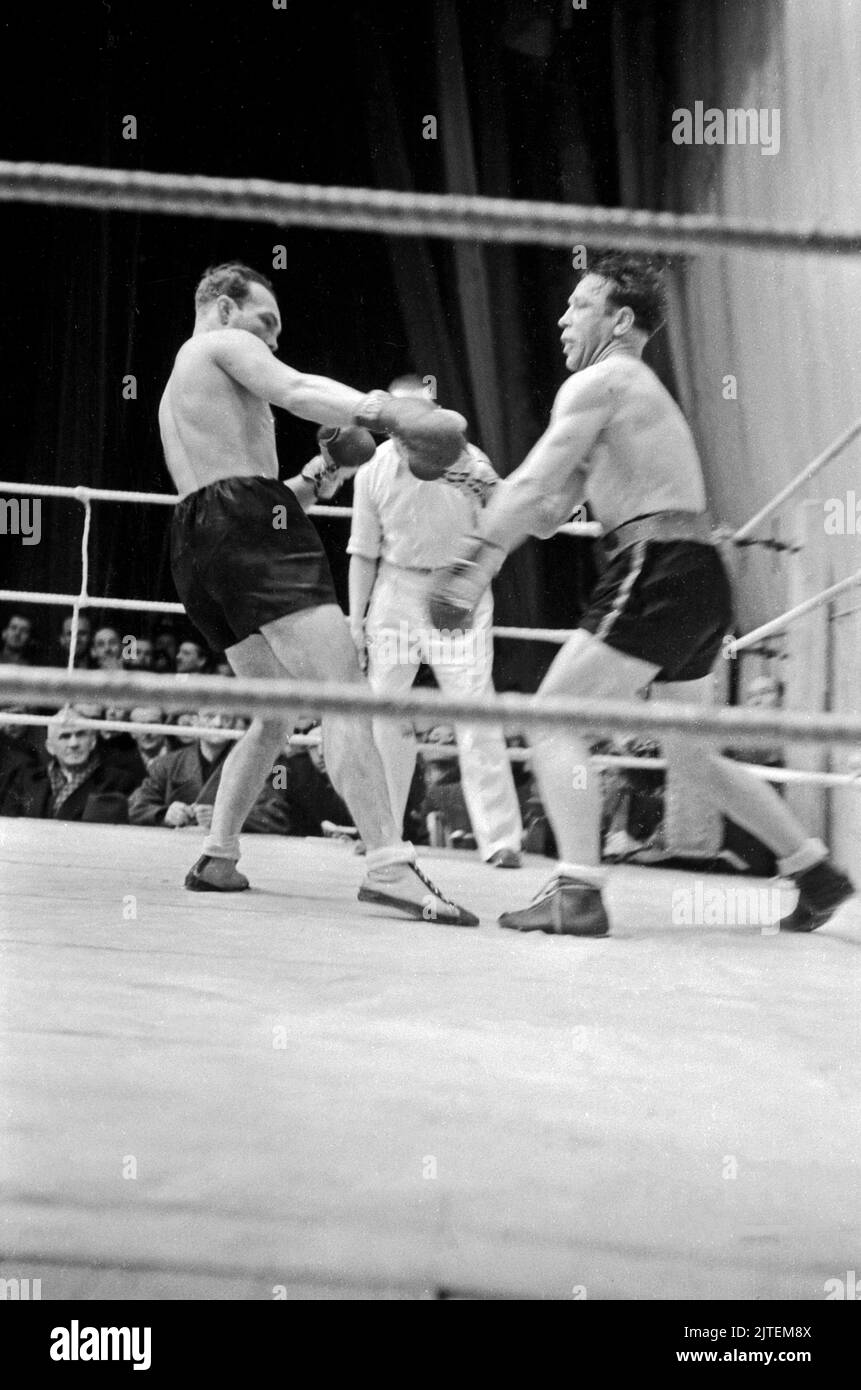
top-left (365, 563), bottom-right (523, 860)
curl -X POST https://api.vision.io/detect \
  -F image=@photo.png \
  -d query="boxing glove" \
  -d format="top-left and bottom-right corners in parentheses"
top-left (302, 425), bottom-right (376, 499)
top-left (354, 390), bottom-right (467, 480)
top-left (428, 535), bottom-right (507, 631)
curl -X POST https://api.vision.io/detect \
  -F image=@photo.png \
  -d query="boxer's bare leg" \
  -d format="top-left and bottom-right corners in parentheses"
top-left (529, 631), bottom-right (658, 873)
top-left (259, 605), bottom-right (404, 854)
top-left (659, 677), bottom-right (822, 864)
top-left (203, 633), bottom-right (295, 862)
top-left (258, 606), bottom-right (477, 922)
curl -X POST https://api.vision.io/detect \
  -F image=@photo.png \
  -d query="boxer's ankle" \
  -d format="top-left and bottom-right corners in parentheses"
top-left (365, 843), bottom-right (416, 874)
top-left (555, 860), bottom-right (607, 889)
top-left (202, 833), bottom-right (241, 862)
top-left (777, 838), bottom-right (828, 878)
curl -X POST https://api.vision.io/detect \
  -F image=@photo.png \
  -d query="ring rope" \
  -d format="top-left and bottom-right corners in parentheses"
top-left (732, 414), bottom-right (861, 543)
top-left (725, 568), bottom-right (861, 655)
top-left (3, 162), bottom-right (861, 259)
top-left (3, 712), bottom-right (857, 791)
top-left (3, 666), bottom-right (861, 747)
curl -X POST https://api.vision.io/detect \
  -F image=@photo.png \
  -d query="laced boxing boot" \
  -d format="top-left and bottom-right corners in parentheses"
top-left (779, 858), bottom-right (854, 932)
top-left (185, 855), bottom-right (250, 892)
top-left (498, 874), bottom-right (610, 937)
top-left (358, 860), bottom-right (479, 926)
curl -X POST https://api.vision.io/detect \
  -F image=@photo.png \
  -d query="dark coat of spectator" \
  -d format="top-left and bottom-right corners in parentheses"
top-left (272, 749), bottom-right (351, 836)
top-left (0, 750), bottom-right (135, 821)
top-left (128, 741), bottom-right (290, 835)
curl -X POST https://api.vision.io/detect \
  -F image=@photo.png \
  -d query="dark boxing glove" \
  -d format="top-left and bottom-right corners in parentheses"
top-left (428, 535), bottom-right (507, 632)
top-left (302, 424), bottom-right (377, 499)
top-left (353, 390), bottom-right (467, 480)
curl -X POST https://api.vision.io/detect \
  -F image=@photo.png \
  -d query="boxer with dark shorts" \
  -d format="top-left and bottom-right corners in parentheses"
top-left (171, 477), bottom-right (337, 653)
top-left (158, 261), bottom-right (477, 924)
top-left (430, 252), bottom-right (853, 936)
top-left (580, 521), bottom-right (733, 682)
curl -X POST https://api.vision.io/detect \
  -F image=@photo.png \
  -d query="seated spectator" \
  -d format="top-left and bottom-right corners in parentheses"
top-left (176, 638), bottom-right (210, 674)
top-left (128, 710), bottom-right (287, 834)
top-left (271, 732), bottom-right (352, 836)
top-left (0, 707), bottom-right (44, 800)
top-left (52, 613), bottom-right (92, 669)
top-left (212, 657), bottom-right (233, 677)
top-left (99, 706), bottom-right (170, 792)
top-left (91, 625), bottom-right (123, 671)
top-left (129, 705), bottom-right (170, 772)
top-left (96, 705), bottom-right (152, 784)
top-left (165, 710), bottom-right (200, 750)
top-left (599, 735), bottom-right (664, 860)
top-left (123, 635), bottom-right (154, 671)
top-left (1, 613), bottom-right (34, 665)
top-left (152, 627), bottom-right (177, 673)
top-left (0, 706), bottom-right (136, 821)
top-left (418, 727), bottom-right (475, 847)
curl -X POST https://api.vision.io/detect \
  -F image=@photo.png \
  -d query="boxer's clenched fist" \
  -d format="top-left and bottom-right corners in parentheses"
top-left (428, 535), bottom-right (507, 631)
top-left (354, 390), bottom-right (467, 480)
top-left (302, 424), bottom-right (376, 499)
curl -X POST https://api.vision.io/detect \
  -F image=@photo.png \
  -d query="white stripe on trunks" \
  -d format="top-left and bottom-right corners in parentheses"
top-left (594, 539), bottom-right (648, 642)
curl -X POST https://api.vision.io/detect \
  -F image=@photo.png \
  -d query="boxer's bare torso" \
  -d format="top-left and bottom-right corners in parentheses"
top-left (482, 349), bottom-right (706, 550)
top-left (159, 331), bottom-right (278, 499)
top-left (578, 355), bottom-right (706, 529)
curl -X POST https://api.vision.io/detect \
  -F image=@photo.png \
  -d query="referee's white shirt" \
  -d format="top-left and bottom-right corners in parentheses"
top-left (347, 438), bottom-right (499, 571)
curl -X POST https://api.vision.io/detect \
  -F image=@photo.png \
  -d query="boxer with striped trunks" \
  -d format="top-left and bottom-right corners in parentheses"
top-left (430, 251), bottom-right (854, 936)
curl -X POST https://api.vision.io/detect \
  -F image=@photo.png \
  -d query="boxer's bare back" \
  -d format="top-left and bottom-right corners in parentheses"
top-left (159, 331), bottom-right (279, 498)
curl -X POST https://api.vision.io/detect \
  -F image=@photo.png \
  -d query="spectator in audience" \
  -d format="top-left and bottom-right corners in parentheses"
top-left (54, 613), bottom-right (92, 668)
top-left (123, 635), bottom-right (154, 671)
top-left (165, 710), bottom-right (200, 749)
top-left (212, 656), bottom-right (233, 677)
top-left (0, 706), bottom-right (136, 821)
top-left (600, 735), bottom-right (664, 861)
top-left (91, 626), bottom-right (123, 671)
top-left (152, 627), bottom-right (178, 673)
top-left (418, 727), bottom-right (475, 848)
top-left (271, 730), bottom-right (353, 837)
top-left (96, 705), bottom-right (153, 784)
top-left (0, 706), bottom-right (44, 800)
top-left (128, 710), bottom-right (284, 832)
top-left (175, 638), bottom-right (210, 674)
top-left (1, 613), bottom-right (34, 665)
top-left (129, 705), bottom-right (170, 771)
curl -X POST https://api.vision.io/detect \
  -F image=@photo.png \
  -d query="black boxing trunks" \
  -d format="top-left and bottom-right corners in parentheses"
top-left (580, 514), bottom-right (733, 682)
top-left (170, 475), bottom-right (338, 653)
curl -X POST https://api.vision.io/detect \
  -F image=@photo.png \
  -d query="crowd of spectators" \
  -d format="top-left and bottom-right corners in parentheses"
top-left (0, 609), bottom-right (789, 872)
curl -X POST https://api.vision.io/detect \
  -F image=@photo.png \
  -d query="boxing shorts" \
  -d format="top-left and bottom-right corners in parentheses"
top-left (170, 475), bottom-right (338, 653)
top-left (580, 512), bottom-right (734, 682)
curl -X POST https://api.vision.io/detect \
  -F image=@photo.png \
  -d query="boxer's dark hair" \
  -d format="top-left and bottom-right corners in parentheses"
top-left (194, 262), bottom-right (275, 310)
top-left (579, 251), bottom-right (667, 337)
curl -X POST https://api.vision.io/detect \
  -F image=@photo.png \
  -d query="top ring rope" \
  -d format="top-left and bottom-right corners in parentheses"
top-left (2, 666), bottom-right (861, 748)
top-left (2, 162), bottom-right (861, 258)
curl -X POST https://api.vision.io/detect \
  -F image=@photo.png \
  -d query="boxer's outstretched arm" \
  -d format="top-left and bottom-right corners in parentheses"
top-left (481, 371), bottom-right (612, 553)
top-left (210, 329), bottom-right (365, 426)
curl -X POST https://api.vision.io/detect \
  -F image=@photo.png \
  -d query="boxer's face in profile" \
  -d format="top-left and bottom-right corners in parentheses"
top-left (221, 282), bottom-right (282, 353)
top-left (558, 273), bottom-right (620, 372)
